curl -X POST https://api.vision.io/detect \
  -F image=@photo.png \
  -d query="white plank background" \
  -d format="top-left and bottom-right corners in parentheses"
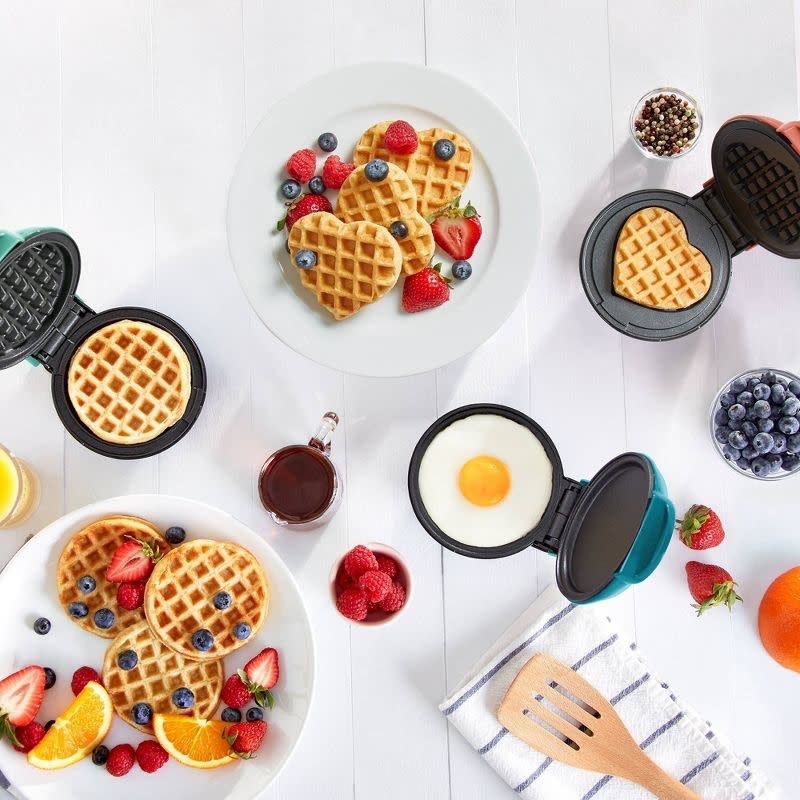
top-left (1, 0), bottom-right (798, 796)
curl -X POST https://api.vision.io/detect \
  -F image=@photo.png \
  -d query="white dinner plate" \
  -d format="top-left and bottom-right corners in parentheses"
top-left (227, 62), bottom-right (541, 377)
top-left (0, 495), bottom-right (314, 800)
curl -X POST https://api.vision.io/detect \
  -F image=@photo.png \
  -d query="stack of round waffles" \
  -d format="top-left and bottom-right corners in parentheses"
top-left (57, 515), bottom-right (270, 731)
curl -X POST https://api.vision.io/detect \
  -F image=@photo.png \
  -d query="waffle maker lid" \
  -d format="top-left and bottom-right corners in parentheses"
top-left (0, 228), bottom-right (83, 370)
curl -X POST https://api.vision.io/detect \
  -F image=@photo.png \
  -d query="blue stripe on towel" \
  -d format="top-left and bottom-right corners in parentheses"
top-left (681, 750), bottom-right (720, 783)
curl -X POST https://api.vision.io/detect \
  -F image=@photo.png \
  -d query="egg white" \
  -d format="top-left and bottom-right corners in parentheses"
top-left (418, 414), bottom-right (554, 547)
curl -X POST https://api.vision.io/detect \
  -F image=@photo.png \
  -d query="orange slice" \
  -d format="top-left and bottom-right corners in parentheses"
top-left (153, 713), bottom-right (235, 769)
top-left (27, 681), bottom-right (113, 770)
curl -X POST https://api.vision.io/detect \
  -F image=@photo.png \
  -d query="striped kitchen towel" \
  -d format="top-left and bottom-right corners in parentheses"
top-left (440, 584), bottom-right (777, 800)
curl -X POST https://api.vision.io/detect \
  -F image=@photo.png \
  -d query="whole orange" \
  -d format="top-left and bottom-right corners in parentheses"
top-left (758, 566), bottom-right (800, 672)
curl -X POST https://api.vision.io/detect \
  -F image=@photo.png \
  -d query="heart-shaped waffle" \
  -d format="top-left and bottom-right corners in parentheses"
top-left (352, 122), bottom-right (473, 216)
top-left (613, 207), bottom-right (712, 310)
top-left (336, 162), bottom-right (435, 275)
top-left (288, 212), bottom-right (402, 320)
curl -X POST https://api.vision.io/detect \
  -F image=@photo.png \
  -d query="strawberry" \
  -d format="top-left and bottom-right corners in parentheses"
top-left (224, 720), bottom-right (267, 758)
top-left (12, 721), bottom-right (46, 753)
top-left (116, 581), bottom-right (146, 610)
top-left (278, 194), bottom-right (333, 232)
top-left (239, 648), bottom-right (279, 709)
top-left (428, 196), bottom-right (482, 260)
top-left (286, 148), bottom-right (316, 183)
top-left (677, 505), bottom-right (725, 550)
top-left (685, 561), bottom-right (742, 616)
top-left (401, 264), bottom-right (451, 313)
top-left (221, 674), bottom-right (251, 709)
top-left (105, 536), bottom-right (162, 583)
top-left (322, 155), bottom-right (355, 189)
top-left (383, 120), bottom-right (418, 155)
top-left (136, 739), bottom-right (169, 773)
top-left (0, 666), bottom-right (45, 744)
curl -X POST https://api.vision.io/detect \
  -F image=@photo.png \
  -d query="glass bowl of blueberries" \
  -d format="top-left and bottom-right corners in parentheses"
top-left (710, 368), bottom-right (800, 479)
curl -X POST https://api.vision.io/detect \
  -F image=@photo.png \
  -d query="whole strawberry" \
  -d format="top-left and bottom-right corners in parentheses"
top-left (685, 561), bottom-right (742, 616)
top-left (678, 505), bottom-right (724, 550)
top-left (225, 720), bottom-right (267, 758)
top-left (286, 148), bottom-right (316, 183)
top-left (322, 155), bottom-right (355, 189)
top-left (428, 196), bottom-right (482, 260)
top-left (383, 120), bottom-right (418, 155)
top-left (401, 264), bottom-right (451, 313)
top-left (278, 194), bottom-right (333, 231)
top-left (136, 739), bottom-right (169, 773)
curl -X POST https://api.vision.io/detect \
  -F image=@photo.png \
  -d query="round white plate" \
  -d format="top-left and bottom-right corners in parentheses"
top-left (0, 495), bottom-right (314, 800)
top-left (227, 62), bottom-right (541, 377)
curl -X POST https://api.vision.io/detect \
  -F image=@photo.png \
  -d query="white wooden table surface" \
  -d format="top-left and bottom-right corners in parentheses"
top-left (1, 1), bottom-right (798, 797)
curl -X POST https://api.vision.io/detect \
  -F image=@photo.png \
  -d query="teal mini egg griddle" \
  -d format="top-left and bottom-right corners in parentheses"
top-left (408, 404), bottom-right (675, 603)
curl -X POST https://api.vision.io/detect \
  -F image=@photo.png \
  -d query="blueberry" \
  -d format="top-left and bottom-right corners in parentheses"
top-left (43, 667), bottom-right (56, 689)
top-left (730, 377), bottom-right (748, 394)
top-left (789, 380), bottom-right (800, 396)
top-left (753, 400), bottom-right (772, 419)
top-left (68, 602), bottom-right (88, 619)
top-left (92, 745), bottom-right (109, 765)
top-left (719, 392), bottom-right (736, 409)
top-left (317, 132), bottom-right (338, 152)
top-left (766, 453), bottom-right (784, 473)
top-left (94, 608), bottom-right (115, 630)
top-left (722, 444), bottom-right (741, 461)
top-left (736, 457), bottom-right (752, 471)
top-left (165, 526), bottom-right (186, 544)
top-left (233, 622), bottom-right (251, 641)
top-left (280, 179), bottom-right (301, 200)
top-left (745, 407), bottom-right (759, 422)
top-left (213, 591), bottom-right (232, 611)
top-left (714, 426), bottom-right (731, 444)
top-left (246, 707), bottom-right (264, 722)
top-left (34, 617), bottom-right (51, 635)
top-left (117, 649), bottom-right (138, 670)
top-left (737, 391), bottom-right (755, 408)
top-left (776, 375), bottom-right (790, 386)
top-left (784, 453), bottom-right (800, 472)
top-left (132, 702), bottom-right (152, 725)
top-left (389, 221), bottom-right (408, 239)
top-left (308, 176), bottom-right (326, 195)
top-left (433, 139), bottom-right (456, 160)
top-left (771, 433), bottom-right (788, 454)
top-left (728, 430), bottom-right (748, 450)
top-left (751, 457), bottom-right (771, 476)
top-left (728, 419), bottom-right (744, 431)
top-left (294, 249), bottom-right (317, 269)
top-left (191, 628), bottom-right (214, 652)
top-left (221, 707), bottom-right (242, 723)
top-left (782, 397), bottom-right (800, 417)
top-left (172, 687), bottom-right (195, 709)
top-left (771, 384), bottom-right (787, 405)
top-left (77, 575), bottom-right (96, 594)
top-left (452, 260), bottom-right (473, 280)
top-left (728, 404), bottom-right (746, 421)
top-left (770, 406), bottom-right (783, 420)
top-left (753, 383), bottom-right (771, 401)
top-left (44, 719), bottom-right (55, 731)
top-left (758, 418), bottom-right (775, 433)
top-left (364, 159), bottom-right (389, 181)
top-left (779, 416), bottom-right (800, 435)
top-left (741, 420), bottom-right (758, 439)
top-left (742, 445), bottom-right (758, 460)
top-left (788, 433), bottom-right (800, 452)
top-left (748, 376), bottom-right (761, 388)
top-left (753, 432), bottom-right (774, 454)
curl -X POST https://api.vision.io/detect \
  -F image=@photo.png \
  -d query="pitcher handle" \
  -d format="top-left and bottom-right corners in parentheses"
top-left (308, 412), bottom-right (339, 453)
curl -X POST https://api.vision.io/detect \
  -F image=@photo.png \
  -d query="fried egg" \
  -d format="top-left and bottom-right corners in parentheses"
top-left (417, 414), bottom-right (553, 547)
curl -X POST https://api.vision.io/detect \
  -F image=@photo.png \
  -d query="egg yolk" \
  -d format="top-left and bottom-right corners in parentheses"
top-left (458, 455), bottom-right (511, 507)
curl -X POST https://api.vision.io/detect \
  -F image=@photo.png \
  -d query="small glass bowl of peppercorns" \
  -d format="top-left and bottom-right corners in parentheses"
top-left (630, 88), bottom-right (702, 159)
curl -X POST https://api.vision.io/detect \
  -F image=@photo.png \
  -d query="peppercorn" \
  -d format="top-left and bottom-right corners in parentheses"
top-left (633, 92), bottom-right (699, 157)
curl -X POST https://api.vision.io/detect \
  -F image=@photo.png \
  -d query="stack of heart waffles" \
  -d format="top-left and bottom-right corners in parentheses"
top-left (281, 120), bottom-right (479, 319)
top-left (57, 515), bottom-right (270, 734)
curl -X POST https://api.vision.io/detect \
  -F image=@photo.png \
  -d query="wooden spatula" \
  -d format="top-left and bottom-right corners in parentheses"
top-left (497, 654), bottom-right (702, 800)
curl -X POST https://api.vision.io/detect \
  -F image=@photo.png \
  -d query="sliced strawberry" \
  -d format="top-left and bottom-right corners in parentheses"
top-left (238, 647), bottom-right (279, 709)
top-left (0, 666), bottom-right (45, 743)
top-left (105, 536), bottom-right (162, 583)
top-left (401, 264), bottom-right (451, 313)
top-left (429, 197), bottom-right (482, 260)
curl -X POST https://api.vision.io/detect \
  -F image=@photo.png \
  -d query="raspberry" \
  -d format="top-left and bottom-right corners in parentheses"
top-left (106, 743), bottom-right (136, 777)
top-left (221, 674), bottom-right (251, 709)
top-left (13, 721), bottom-right (45, 753)
top-left (334, 562), bottom-right (353, 592)
top-left (375, 554), bottom-right (398, 579)
top-left (357, 570), bottom-right (391, 603)
top-left (136, 739), bottom-right (169, 773)
top-left (71, 666), bottom-right (101, 696)
top-left (383, 120), bottom-right (418, 155)
top-left (322, 155), bottom-right (355, 189)
top-left (116, 581), bottom-right (146, 610)
top-left (379, 581), bottom-right (406, 613)
top-left (283, 194), bottom-right (333, 230)
top-left (286, 148), bottom-right (316, 183)
top-left (336, 587), bottom-right (368, 621)
top-left (343, 545), bottom-right (379, 579)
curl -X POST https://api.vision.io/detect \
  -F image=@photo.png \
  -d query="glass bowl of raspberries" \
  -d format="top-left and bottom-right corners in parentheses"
top-left (710, 368), bottom-right (800, 480)
top-left (331, 543), bottom-right (411, 625)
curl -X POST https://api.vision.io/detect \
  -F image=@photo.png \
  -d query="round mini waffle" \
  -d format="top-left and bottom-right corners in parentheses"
top-left (56, 515), bottom-right (169, 639)
top-left (67, 319), bottom-right (192, 445)
top-left (102, 621), bottom-right (224, 732)
top-left (144, 539), bottom-right (270, 661)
